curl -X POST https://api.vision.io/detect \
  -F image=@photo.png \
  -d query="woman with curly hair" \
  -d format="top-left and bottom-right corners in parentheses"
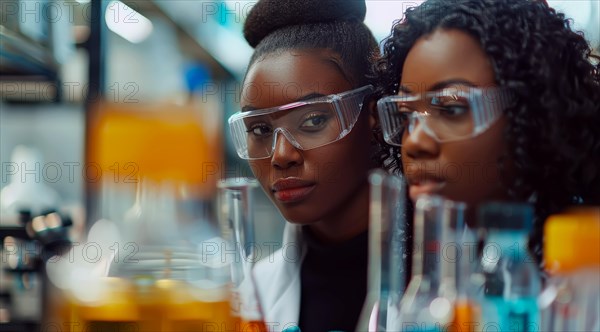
top-left (374, 0), bottom-right (600, 262)
top-left (232, 0), bottom-right (387, 331)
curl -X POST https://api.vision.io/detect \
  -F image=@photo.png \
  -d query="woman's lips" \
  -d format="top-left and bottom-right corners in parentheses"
top-left (271, 178), bottom-right (316, 203)
top-left (408, 179), bottom-right (447, 202)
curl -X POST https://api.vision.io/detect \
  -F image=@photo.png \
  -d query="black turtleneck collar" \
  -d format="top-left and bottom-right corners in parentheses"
top-left (298, 226), bottom-right (369, 332)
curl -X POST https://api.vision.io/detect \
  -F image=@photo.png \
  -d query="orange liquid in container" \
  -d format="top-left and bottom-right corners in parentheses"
top-left (87, 102), bottom-right (223, 193)
top-left (69, 278), bottom-right (239, 332)
top-left (447, 299), bottom-right (482, 332)
top-left (49, 102), bottom-right (272, 332)
top-left (240, 320), bottom-right (269, 332)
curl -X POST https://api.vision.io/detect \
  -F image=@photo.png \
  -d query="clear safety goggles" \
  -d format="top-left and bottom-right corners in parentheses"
top-left (229, 85), bottom-right (373, 160)
top-left (377, 87), bottom-right (513, 146)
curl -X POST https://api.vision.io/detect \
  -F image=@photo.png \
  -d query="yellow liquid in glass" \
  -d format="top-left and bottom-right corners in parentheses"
top-left (240, 320), bottom-right (269, 332)
top-left (63, 278), bottom-right (242, 332)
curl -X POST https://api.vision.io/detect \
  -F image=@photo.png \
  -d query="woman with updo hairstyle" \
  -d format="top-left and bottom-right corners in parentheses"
top-left (374, 0), bottom-right (600, 265)
top-left (228, 0), bottom-right (385, 331)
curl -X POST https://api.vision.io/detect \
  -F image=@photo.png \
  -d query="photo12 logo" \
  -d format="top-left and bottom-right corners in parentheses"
top-left (1, 162), bottom-right (139, 184)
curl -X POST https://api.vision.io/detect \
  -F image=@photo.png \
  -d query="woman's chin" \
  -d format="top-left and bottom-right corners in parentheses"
top-left (283, 215), bottom-right (319, 225)
top-left (273, 201), bottom-right (321, 225)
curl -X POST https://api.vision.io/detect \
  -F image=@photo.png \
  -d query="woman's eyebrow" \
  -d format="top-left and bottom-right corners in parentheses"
top-left (399, 79), bottom-right (477, 93)
top-left (241, 93), bottom-right (325, 113)
top-left (242, 105), bottom-right (260, 113)
top-left (428, 79), bottom-right (477, 91)
top-left (399, 85), bottom-right (413, 93)
top-left (297, 92), bottom-right (326, 101)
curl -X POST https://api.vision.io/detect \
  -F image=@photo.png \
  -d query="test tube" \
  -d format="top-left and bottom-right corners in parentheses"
top-left (357, 170), bottom-right (407, 332)
top-left (217, 177), bottom-right (267, 331)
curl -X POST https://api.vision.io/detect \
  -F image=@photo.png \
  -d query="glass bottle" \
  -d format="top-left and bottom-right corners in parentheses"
top-left (540, 207), bottom-right (600, 331)
top-left (478, 202), bottom-right (541, 332)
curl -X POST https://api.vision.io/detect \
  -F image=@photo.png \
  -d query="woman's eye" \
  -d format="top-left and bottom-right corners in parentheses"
top-left (430, 96), bottom-right (470, 117)
top-left (247, 124), bottom-right (272, 137)
top-left (300, 114), bottom-right (329, 130)
top-left (439, 105), bottom-right (469, 116)
top-left (398, 104), bottom-right (414, 113)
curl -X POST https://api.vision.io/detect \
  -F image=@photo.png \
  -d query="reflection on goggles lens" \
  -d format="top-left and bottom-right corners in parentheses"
top-left (229, 85), bottom-right (373, 160)
top-left (244, 104), bottom-right (338, 139)
top-left (378, 87), bottom-right (512, 146)
top-left (245, 104), bottom-right (342, 158)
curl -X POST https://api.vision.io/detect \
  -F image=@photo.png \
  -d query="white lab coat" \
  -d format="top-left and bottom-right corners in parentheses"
top-left (253, 223), bottom-right (307, 332)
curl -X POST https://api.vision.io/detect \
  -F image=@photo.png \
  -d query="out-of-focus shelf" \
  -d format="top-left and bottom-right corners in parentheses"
top-left (0, 26), bottom-right (57, 78)
top-left (0, 26), bottom-right (60, 102)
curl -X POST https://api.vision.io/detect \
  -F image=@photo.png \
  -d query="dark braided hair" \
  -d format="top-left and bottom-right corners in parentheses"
top-left (243, 0), bottom-right (391, 165)
top-left (374, 0), bottom-right (600, 263)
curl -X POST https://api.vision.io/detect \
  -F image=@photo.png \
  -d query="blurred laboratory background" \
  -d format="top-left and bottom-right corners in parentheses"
top-left (0, 0), bottom-right (598, 330)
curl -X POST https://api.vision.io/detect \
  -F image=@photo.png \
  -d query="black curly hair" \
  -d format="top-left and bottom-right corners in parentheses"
top-left (242, 0), bottom-right (391, 166)
top-left (374, 0), bottom-right (600, 263)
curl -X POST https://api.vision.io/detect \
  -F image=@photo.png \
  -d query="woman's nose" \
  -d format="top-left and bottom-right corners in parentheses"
top-left (402, 118), bottom-right (440, 160)
top-left (270, 132), bottom-right (303, 169)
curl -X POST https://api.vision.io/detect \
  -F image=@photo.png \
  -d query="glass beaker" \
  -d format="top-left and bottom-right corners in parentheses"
top-left (45, 101), bottom-right (233, 332)
top-left (391, 195), bottom-right (466, 332)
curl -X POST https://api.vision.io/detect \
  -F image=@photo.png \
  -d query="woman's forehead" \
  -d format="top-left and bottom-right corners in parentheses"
top-left (401, 29), bottom-right (496, 92)
top-left (242, 50), bottom-right (352, 109)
